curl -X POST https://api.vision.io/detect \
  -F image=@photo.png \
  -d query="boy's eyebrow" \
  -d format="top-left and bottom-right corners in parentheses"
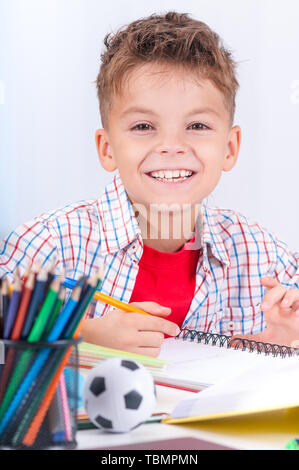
top-left (120, 106), bottom-right (221, 118)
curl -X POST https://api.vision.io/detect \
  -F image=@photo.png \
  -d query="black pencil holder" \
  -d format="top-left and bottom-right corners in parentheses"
top-left (0, 337), bottom-right (81, 450)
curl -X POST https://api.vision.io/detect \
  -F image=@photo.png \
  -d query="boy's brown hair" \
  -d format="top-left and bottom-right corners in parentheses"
top-left (96, 11), bottom-right (239, 129)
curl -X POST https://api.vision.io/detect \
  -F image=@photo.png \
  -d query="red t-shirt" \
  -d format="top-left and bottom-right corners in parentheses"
top-left (130, 234), bottom-right (201, 329)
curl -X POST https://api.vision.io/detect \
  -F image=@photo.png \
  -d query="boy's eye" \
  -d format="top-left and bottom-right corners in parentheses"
top-left (132, 123), bottom-right (153, 131)
top-left (188, 122), bottom-right (209, 130)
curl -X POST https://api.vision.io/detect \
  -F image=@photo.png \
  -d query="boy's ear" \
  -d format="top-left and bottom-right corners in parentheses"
top-left (95, 129), bottom-right (117, 172)
top-left (222, 125), bottom-right (241, 172)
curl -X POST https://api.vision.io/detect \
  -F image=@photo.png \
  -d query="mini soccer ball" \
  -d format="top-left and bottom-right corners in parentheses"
top-left (82, 358), bottom-right (157, 433)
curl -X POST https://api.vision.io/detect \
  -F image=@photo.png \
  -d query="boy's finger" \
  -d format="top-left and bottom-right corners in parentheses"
top-left (134, 314), bottom-right (180, 337)
top-left (280, 289), bottom-right (299, 309)
top-left (129, 301), bottom-right (171, 316)
top-left (261, 284), bottom-right (287, 310)
top-left (138, 331), bottom-right (164, 348)
top-left (260, 277), bottom-right (280, 286)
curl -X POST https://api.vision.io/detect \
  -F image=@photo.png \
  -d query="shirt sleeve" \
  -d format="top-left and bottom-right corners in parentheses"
top-left (0, 217), bottom-right (59, 282)
top-left (270, 234), bottom-right (299, 289)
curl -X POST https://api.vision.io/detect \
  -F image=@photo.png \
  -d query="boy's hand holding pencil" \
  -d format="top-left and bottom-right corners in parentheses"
top-left (81, 301), bottom-right (180, 357)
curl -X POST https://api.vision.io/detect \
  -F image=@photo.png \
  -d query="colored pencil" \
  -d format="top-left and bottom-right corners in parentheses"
top-left (1, 278), bottom-right (9, 335)
top-left (22, 308), bottom-right (90, 446)
top-left (0, 273), bottom-right (35, 405)
top-left (58, 371), bottom-right (73, 442)
top-left (0, 279), bottom-right (3, 338)
top-left (10, 272), bottom-right (35, 341)
top-left (21, 268), bottom-right (48, 339)
top-left (0, 273), bottom-right (64, 423)
top-left (63, 276), bottom-right (150, 316)
top-left (43, 287), bottom-right (66, 339)
top-left (20, 264), bottom-right (31, 289)
top-left (1, 283), bottom-right (82, 442)
top-left (0, 281), bottom-right (80, 437)
top-left (94, 291), bottom-right (150, 315)
top-left (3, 270), bottom-right (22, 339)
top-left (0, 266), bottom-right (104, 447)
top-left (62, 271), bottom-right (102, 338)
top-left (21, 269), bottom-right (104, 446)
top-left (0, 272), bottom-right (22, 401)
top-left (28, 273), bottom-right (64, 342)
top-left (48, 386), bottom-right (65, 444)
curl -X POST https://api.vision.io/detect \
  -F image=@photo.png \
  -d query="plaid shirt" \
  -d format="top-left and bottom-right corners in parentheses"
top-left (1, 171), bottom-right (298, 335)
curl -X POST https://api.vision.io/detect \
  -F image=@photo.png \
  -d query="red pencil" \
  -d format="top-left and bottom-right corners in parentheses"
top-left (20, 265), bottom-right (31, 288)
top-left (10, 272), bottom-right (35, 341)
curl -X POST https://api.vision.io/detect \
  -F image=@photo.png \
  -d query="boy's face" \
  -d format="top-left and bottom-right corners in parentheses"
top-left (96, 63), bottom-right (241, 209)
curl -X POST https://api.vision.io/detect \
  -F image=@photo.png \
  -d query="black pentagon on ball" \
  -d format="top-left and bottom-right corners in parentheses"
top-left (121, 360), bottom-right (139, 371)
top-left (90, 376), bottom-right (106, 396)
top-left (124, 390), bottom-right (143, 409)
top-left (95, 414), bottom-right (113, 429)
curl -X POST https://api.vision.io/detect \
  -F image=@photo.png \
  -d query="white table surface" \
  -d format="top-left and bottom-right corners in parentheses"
top-left (76, 386), bottom-right (297, 450)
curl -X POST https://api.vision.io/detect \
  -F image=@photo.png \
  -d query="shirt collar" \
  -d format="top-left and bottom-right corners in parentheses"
top-left (97, 172), bottom-right (141, 254)
top-left (97, 172), bottom-right (230, 267)
top-left (201, 200), bottom-right (231, 267)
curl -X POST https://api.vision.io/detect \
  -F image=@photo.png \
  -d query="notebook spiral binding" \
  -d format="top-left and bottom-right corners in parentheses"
top-left (178, 328), bottom-right (299, 358)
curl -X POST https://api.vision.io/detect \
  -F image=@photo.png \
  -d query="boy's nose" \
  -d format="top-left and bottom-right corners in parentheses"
top-left (156, 142), bottom-right (187, 155)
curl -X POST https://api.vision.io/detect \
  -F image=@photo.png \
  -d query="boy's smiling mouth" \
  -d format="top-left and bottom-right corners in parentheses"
top-left (145, 168), bottom-right (197, 184)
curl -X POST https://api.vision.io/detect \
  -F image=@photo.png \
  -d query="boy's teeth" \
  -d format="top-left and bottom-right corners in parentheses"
top-left (149, 169), bottom-right (193, 179)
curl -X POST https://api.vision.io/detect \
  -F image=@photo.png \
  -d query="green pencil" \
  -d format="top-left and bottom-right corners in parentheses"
top-left (43, 287), bottom-right (66, 339)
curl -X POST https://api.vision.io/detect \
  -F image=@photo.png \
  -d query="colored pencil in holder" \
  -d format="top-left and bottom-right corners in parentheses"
top-left (58, 370), bottom-right (73, 442)
top-left (21, 269), bottom-right (104, 447)
top-left (1, 278), bottom-right (9, 336)
top-left (48, 385), bottom-right (66, 444)
top-left (0, 282), bottom-right (81, 438)
top-left (21, 268), bottom-right (48, 340)
top-left (3, 270), bottom-right (22, 339)
top-left (0, 273), bottom-right (35, 404)
top-left (2, 272), bottom-right (99, 445)
top-left (0, 273), bottom-right (64, 424)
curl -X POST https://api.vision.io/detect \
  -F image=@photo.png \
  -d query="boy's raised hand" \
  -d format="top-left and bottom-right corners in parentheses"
top-left (232, 277), bottom-right (299, 348)
top-left (81, 301), bottom-right (180, 357)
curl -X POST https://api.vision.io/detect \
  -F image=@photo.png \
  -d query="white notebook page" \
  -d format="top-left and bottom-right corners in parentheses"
top-left (158, 337), bottom-right (282, 388)
top-left (170, 355), bottom-right (299, 419)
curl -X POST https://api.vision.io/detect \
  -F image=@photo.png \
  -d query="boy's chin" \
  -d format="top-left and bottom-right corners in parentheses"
top-left (131, 195), bottom-right (201, 210)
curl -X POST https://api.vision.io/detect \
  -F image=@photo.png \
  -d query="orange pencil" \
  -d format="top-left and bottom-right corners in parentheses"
top-left (94, 291), bottom-right (150, 315)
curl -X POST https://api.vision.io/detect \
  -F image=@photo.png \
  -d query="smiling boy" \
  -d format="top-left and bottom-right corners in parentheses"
top-left (1, 12), bottom-right (299, 355)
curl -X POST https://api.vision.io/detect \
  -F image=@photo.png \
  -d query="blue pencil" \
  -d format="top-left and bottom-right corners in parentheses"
top-left (21, 268), bottom-right (48, 339)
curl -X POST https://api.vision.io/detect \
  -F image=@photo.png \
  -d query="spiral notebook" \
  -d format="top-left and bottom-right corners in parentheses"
top-left (162, 352), bottom-right (299, 426)
top-left (156, 328), bottom-right (299, 391)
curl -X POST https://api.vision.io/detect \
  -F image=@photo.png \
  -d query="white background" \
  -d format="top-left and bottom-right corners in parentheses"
top-left (0, 0), bottom-right (298, 250)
